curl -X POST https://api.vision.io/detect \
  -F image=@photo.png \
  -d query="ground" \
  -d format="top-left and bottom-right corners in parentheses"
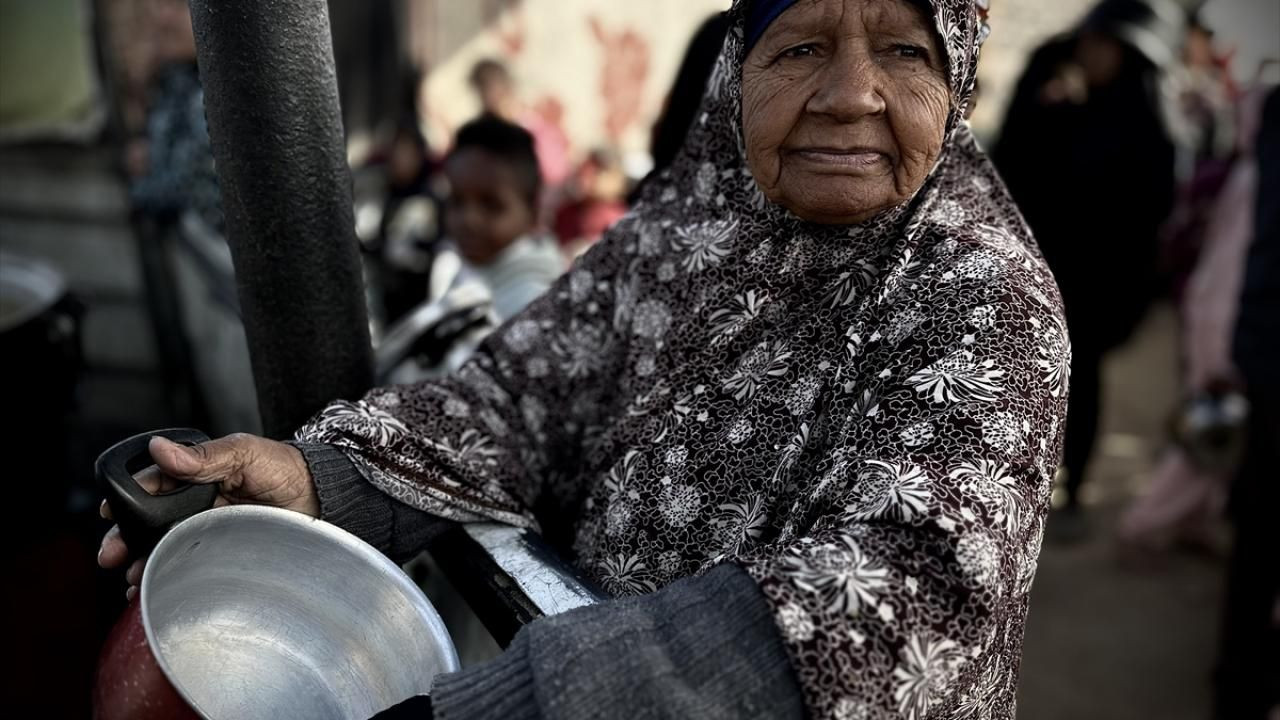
top-left (1018, 304), bottom-right (1225, 720)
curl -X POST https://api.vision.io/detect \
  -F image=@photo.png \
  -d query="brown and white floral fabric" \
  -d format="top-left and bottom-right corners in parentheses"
top-left (297, 2), bottom-right (1068, 718)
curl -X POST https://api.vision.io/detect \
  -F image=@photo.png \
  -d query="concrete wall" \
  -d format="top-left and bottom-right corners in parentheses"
top-left (407, 0), bottom-right (1108, 163)
top-left (405, 0), bottom-right (1107, 162)
top-left (408, 0), bottom-right (731, 173)
top-left (408, 0), bottom-right (1278, 161)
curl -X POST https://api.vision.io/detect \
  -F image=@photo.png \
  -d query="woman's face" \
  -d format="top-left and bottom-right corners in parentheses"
top-left (742, 0), bottom-right (950, 224)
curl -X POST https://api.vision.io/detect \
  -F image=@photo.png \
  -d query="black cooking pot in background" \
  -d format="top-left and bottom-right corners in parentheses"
top-left (1, 252), bottom-right (84, 520)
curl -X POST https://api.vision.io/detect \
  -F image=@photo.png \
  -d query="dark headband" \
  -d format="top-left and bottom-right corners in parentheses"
top-left (745, 0), bottom-right (946, 53)
top-left (744, 0), bottom-right (799, 52)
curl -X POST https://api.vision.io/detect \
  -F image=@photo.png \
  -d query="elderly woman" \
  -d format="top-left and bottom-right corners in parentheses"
top-left (100, 0), bottom-right (1069, 717)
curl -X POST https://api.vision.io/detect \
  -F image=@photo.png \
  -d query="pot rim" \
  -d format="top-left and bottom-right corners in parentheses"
top-left (0, 252), bottom-right (67, 334)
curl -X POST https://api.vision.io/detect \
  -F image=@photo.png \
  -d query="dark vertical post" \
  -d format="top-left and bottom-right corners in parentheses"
top-left (187, 0), bottom-right (374, 439)
top-left (184, 1), bottom-right (598, 638)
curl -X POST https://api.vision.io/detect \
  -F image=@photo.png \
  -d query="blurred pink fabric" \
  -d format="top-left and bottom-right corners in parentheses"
top-left (522, 107), bottom-right (570, 189)
top-left (1118, 88), bottom-right (1268, 552)
top-left (1117, 449), bottom-right (1226, 551)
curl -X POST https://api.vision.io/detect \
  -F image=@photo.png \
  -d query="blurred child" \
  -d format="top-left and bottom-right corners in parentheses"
top-left (368, 116), bottom-right (443, 327)
top-left (442, 115), bottom-right (563, 324)
top-left (469, 59), bottom-right (571, 190)
top-left (553, 147), bottom-right (628, 258)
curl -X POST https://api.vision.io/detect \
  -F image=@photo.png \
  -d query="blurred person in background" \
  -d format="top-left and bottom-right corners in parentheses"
top-left (552, 146), bottom-right (628, 258)
top-left (1177, 12), bottom-right (1238, 163)
top-left (441, 116), bottom-right (562, 327)
top-left (367, 113), bottom-right (444, 327)
top-left (126, 0), bottom-right (221, 234)
top-left (1213, 84), bottom-right (1279, 720)
top-left (1117, 21), bottom-right (1256, 556)
top-left (379, 117), bottom-right (561, 385)
top-left (641, 12), bottom-right (733, 189)
top-left (122, 0), bottom-right (223, 428)
top-left (469, 58), bottom-right (571, 193)
top-left (993, 0), bottom-right (1183, 524)
top-left (1162, 10), bottom-right (1239, 299)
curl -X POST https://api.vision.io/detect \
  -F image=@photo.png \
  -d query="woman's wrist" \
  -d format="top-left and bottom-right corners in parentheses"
top-left (288, 442), bottom-right (396, 549)
top-left (281, 441), bottom-right (322, 517)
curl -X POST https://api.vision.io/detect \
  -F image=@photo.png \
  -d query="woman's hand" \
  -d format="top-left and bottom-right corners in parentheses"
top-left (97, 433), bottom-right (319, 599)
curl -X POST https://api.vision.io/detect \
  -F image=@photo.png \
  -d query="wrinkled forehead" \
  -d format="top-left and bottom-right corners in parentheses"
top-left (733, 0), bottom-right (981, 105)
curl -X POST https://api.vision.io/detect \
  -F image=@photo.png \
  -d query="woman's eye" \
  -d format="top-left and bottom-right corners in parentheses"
top-left (893, 44), bottom-right (930, 61)
top-left (780, 44), bottom-right (818, 60)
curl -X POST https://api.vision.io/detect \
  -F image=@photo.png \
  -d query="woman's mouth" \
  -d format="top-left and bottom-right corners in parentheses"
top-left (788, 148), bottom-right (890, 171)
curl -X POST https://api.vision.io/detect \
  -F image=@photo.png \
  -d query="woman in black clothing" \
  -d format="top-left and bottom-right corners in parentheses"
top-left (993, 0), bottom-right (1183, 516)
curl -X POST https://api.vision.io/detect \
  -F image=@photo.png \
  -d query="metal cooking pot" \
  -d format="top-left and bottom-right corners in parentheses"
top-left (93, 430), bottom-right (459, 720)
top-left (0, 252), bottom-right (73, 336)
top-left (1172, 386), bottom-right (1250, 473)
top-left (1, 252), bottom-right (82, 519)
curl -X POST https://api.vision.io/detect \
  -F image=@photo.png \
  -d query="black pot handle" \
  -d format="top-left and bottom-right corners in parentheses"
top-left (96, 428), bottom-right (219, 558)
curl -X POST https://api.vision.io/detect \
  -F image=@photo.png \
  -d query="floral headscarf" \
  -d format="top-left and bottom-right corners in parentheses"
top-left (299, 1), bottom-right (1069, 717)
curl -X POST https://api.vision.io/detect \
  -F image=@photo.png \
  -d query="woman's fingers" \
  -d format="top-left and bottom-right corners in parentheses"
top-left (100, 466), bottom-right (180, 526)
top-left (125, 557), bottom-right (146, 587)
top-left (100, 434), bottom-right (264, 593)
top-left (98, 525), bottom-right (128, 569)
top-left (132, 465), bottom-right (180, 494)
top-left (149, 436), bottom-right (222, 482)
top-left (149, 434), bottom-right (254, 486)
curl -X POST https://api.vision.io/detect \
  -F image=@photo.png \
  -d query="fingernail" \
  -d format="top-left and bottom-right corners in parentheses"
top-left (154, 436), bottom-right (189, 453)
top-left (126, 586), bottom-right (137, 602)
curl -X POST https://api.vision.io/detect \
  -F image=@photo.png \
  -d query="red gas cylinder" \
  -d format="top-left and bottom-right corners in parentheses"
top-left (92, 598), bottom-right (199, 720)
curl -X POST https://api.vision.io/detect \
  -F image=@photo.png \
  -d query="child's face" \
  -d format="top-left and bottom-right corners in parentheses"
top-left (445, 148), bottom-right (536, 265)
top-left (389, 133), bottom-right (424, 187)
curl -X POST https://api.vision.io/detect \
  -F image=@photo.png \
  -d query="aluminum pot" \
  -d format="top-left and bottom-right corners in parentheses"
top-left (1, 252), bottom-right (82, 520)
top-left (0, 252), bottom-right (81, 412)
top-left (93, 430), bottom-right (459, 720)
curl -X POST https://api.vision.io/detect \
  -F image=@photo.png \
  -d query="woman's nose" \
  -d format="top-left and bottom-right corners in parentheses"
top-left (806, 49), bottom-right (888, 121)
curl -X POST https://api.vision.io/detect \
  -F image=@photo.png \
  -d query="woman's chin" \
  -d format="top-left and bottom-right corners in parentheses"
top-left (778, 189), bottom-right (900, 226)
top-left (769, 171), bottom-right (906, 225)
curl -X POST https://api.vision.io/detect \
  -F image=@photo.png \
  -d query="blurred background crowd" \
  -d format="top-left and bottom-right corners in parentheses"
top-left (1, 0), bottom-right (1277, 716)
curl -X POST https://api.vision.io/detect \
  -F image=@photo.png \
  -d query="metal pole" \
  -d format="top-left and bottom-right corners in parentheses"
top-left (187, 0), bottom-right (374, 439)
top-left (184, 0), bottom-right (603, 637)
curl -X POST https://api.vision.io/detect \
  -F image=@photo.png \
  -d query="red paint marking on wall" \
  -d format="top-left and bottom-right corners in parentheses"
top-left (589, 16), bottom-right (651, 143)
top-left (493, 0), bottom-right (527, 56)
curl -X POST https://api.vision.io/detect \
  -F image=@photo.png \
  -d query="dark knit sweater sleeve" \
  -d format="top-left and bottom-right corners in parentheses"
top-left (430, 563), bottom-right (804, 720)
top-left (299, 441), bottom-right (804, 719)
top-left (291, 442), bottom-right (452, 564)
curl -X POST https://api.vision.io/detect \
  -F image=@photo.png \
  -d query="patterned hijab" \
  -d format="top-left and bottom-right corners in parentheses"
top-left (300, 1), bottom-right (1068, 717)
